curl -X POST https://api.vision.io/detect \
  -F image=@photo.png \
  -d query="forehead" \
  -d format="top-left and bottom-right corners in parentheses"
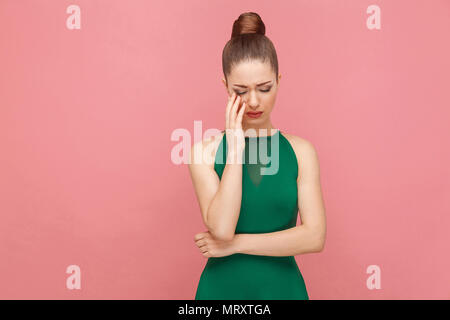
top-left (228, 60), bottom-right (274, 85)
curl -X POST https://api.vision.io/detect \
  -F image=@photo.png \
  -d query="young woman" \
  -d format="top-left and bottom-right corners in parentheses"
top-left (188, 12), bottom-right (326, 300)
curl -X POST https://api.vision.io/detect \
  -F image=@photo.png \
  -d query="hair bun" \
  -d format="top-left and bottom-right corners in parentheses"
top-left (231, 12), bottom-right (266, 39)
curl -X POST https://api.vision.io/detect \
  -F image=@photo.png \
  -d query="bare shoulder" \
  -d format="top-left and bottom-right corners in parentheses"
top-left (281, 132), bottom-right (321, 180)
top-left (282, 132), bottom-right (317, 158)
top-left (189, 131), bottom-right (225, 169)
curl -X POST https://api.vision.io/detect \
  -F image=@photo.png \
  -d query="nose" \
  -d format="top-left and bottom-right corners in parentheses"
top-left (243, 91), bottom-right (260, 110)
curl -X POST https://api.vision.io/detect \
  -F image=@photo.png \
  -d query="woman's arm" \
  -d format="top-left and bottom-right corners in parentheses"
top-left (233, 139), bottom-right (326, 256)
top-left (232, 225), bottom-right (323, 257)
top-left (189, 135), bottom-right (244, 241)
top-left (189, 93), bottom-right (246, 242)
top-left (195, 138), bottom-right (326, 257)
top-left (205, 148), bottom-right (244, 241)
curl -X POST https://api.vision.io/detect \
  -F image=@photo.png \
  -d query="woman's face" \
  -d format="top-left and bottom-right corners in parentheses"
top-left (223, 59), bottom-right (281, 125)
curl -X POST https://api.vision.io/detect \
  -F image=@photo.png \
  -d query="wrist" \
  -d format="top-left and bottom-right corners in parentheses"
top-left (226, 150), bottom-right (244, 164)
top-left (231, 233), bottom-right (245, 254)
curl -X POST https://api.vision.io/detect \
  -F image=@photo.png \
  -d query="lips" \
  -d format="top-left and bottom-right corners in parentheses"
top-left (246, 111), bottom-right (263, 118)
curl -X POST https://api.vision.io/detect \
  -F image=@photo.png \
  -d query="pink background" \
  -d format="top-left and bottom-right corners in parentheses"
top-left (1, 0), bottom-right (449, 299)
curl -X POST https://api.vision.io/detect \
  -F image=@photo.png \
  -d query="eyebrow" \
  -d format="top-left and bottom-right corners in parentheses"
top-left (232, 80), bottom-right (272, 88)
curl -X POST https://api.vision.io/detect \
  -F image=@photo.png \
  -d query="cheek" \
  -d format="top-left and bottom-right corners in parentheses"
top-left (263, 92), bottom-right (277, 106)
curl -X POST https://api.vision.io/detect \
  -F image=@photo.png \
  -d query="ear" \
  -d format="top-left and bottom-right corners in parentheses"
top-left (222, 78), bottom-right (230, 96)
top-left (278, 73), bottom-right (282, 84)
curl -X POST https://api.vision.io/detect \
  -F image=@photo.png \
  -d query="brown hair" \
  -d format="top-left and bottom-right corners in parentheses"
top-left (222, 12), bottom-right (279, 85)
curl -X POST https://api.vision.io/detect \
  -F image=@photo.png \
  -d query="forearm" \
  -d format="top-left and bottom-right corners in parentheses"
top-left (206, 151), bottom-right (243, 241)
top-left (233, 224), bottom-right (325, 257)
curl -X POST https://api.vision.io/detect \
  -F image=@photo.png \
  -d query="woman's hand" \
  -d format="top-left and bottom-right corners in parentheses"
top-left (225, 92), bottom-right (246, 161)
top-left (194, 231), bottom-right (238, 258)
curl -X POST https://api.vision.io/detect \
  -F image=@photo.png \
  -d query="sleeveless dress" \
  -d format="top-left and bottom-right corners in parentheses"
top-left (194, 129), bottom-right (309, 300)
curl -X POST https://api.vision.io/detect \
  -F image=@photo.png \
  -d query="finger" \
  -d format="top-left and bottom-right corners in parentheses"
top-left (228, 95), bottom-right (238, 129)
top-left (236, 99), bottom-right (245, 128)
top-left (237, 101), bottom-right (246, 126)
top-left (226, 92), bottom-right (236, 130)
top-left (230, 95), bottom-right (241, 128)
top-left (195, 239), bottom-right (205, 246)
top-left (199, 245), bottom-right (208, 253)
top-left (194, 233), bottom-right (205, 241)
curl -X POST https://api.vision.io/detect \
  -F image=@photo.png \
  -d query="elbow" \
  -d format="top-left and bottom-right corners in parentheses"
top-left (311, 228), bottom-right (326, 252)
top-left (314, 238), bottom-right (325, 252)
top-left (205, 215), bottom-right (235, 241)
top-left (211, 229), bottom-right (235, 242)
top-left (207, 223), bottom-right (234, 241)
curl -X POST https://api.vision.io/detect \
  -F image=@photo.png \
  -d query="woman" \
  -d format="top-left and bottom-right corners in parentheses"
top-left (188, 12), bottom-right (326, 300)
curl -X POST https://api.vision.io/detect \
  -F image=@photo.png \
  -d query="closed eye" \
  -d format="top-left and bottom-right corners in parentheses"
top-left (235, 88), bottom-right (271, 95)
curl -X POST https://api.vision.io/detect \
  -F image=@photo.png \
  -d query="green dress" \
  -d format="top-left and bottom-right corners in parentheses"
top-left (195, 129), bottom-right (309, 300)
